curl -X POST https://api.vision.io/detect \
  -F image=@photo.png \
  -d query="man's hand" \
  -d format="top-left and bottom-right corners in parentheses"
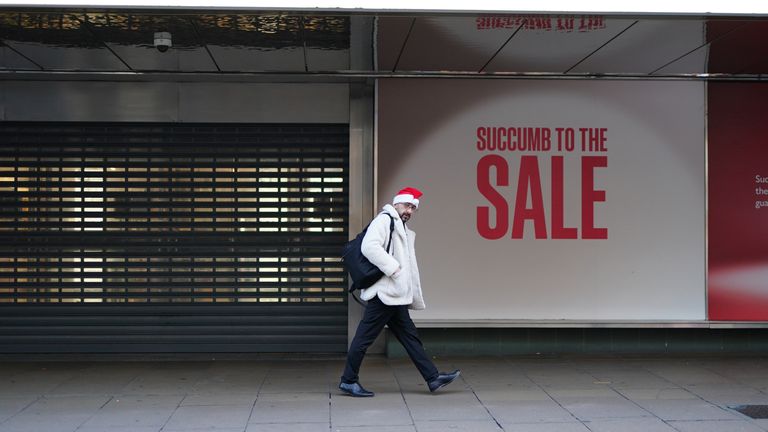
top-left (392, 267), bottom-right (402, 278)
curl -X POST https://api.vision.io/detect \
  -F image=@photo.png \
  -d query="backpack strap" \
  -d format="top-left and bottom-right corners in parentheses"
top-left (384, 213), bottom-right (395, 254)
top-left (365, 211), bottom-right (395, 254)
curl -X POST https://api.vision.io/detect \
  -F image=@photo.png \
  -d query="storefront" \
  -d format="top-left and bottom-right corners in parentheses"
top-left (1, 3), bottom-right (766, 353)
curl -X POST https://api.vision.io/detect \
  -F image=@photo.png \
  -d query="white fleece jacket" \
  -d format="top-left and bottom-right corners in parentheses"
top-left (359, 204), bottom-right (426, 310)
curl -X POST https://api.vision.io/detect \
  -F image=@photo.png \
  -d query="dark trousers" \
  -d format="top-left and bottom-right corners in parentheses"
top-left (342, 296), bottom-right (439, 384)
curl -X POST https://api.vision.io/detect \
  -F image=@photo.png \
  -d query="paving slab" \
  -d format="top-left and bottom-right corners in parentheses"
top-left (246, 423), bottom-right (329, 432)
top-left (683, 384), bottom-right (768, 405)
top-left (500, 421), bottom-right (591, 432)
top-left (556, 396), bottom-right (651, 420)
top-left (76, 426), bottom-right (161, 432)
top-left (0, 370), bottom-right (76, 397)
top-left (78, 394), bottom-right (182, 428)
top-left (0, 395), bottom-right (110, 432)
top-left (460, 371), bottom-right (536, 388)
top-left (583, 417), bottom-right (678, 432)
top-left (249, 392), bottom-right (329, 424)
top-left (0, 399), bottom-right (36, 423)
top-left (475, 387), bottom-right (553, 402)
top-left (403, 391), bottom-right (492, 422)
top-left (180, 391), bottom-right (257, 406)
top-left (615, 388), bottom-right (697, 401)
top-left (749, 419), bottom-right (768, 431)
top-left (546, 388), bottom-right (621, 399)
top-left (483, 399), bottom-right (576, 423)
top-left (162, 404), bottom-right (252, 431)
top-left (46, 370), bottom-right (140, 396)
top-left (190, 375), bottom-right (266, 395)
top-left (331, 426), bottom-right (416, 432)
top-left (0, 363), bottom-right (35, 379)
top-left (636, 399), bottom-right (742, 421)
top-left (668, 419), bottom-right (766, 432)
top-left (259, 376), bottom-right (331, 394)
top-left (414, 419), bottom-right (503, 431)
top-left (120, 370), bottom-right (205, 396)
top-left (331, 392), bottom-right (411, 427)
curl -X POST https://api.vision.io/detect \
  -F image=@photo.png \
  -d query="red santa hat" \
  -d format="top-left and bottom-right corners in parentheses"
top-left (392, 187), bottom-right (423, 208)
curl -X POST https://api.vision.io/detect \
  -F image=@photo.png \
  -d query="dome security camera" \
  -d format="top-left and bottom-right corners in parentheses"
top-left (154, 32), bottom-right (172, 53)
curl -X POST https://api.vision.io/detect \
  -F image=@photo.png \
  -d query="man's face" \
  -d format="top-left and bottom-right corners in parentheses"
top-left (394, 202), bottom-right (417, 223)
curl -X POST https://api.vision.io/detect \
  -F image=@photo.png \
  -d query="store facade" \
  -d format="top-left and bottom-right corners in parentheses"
top-left (1, 4), bottom-right (766, 353)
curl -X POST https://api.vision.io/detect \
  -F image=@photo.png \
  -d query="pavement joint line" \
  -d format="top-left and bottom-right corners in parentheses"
top-left (462, 367), bottom-right (506, 431)
top-left (159, 378), bottom-right (197, 432)
top-left (523, 359), bottom-right (595, 431)
top-left (570, 357), bottom-right (665, 424)
top-left (637, 359), bottom-right (746, 426)
top-left (635, 359), bottom-right (717, 420)
top-left (698, 356), bottom-right (768, 413)
top-left (72, 394), bottom-right (115, 432)
top-left (674, 381), bottom-right (767, 429)
top-left (0, 394), bottom-right (41, 426)
top-left (389, 358), bottom-right (418, 431)
top-left (246, 360), bottom-right (273, 426)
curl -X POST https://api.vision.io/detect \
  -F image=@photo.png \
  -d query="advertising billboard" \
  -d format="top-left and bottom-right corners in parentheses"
top-left (708, 83), bottom-right (768, 321)
top-left (378, 79), bottom-right (706, 321)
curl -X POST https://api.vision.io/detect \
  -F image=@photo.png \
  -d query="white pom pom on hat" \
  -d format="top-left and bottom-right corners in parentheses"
top-left (392, 187), bottom-right (423, 208)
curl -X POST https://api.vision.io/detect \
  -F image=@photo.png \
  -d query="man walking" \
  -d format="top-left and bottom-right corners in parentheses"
top-left (339, 187), bottom-right (460, 397)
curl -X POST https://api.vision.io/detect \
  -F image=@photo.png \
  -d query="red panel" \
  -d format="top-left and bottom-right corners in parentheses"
top-left (708, 83), bottom-right (768, 320)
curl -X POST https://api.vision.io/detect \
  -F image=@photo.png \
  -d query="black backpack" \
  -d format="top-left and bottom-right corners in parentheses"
top-left (342, 212), bottom-right (395, 292)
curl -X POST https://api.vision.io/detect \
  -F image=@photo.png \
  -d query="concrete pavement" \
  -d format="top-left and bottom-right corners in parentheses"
top-left (1, 355), bottom-right (768, 431)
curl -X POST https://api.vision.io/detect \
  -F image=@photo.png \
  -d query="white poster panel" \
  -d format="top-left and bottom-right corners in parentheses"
top-left (378, 79), bottom-right (705, 321)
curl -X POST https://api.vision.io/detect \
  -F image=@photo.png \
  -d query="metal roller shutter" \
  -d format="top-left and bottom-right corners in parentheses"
top-left (0, 122), bottom-right (349, 353)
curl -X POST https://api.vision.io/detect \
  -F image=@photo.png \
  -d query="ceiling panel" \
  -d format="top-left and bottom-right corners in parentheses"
top-left (570, 19), bottom-right (706, 74)
top-left (3, 41), bottom-right (129, 70)
top-left (208, 46), bottom-right (305, 71)
top-left (706, 20), bottom-right (746, 40)
top-left (195, 14), bottom-right (303, 72)
top-left (486, 17), bottom-right (636, 73)
top-left (306, 47), bottom-right (349, 71)
top-left (107, 44), bottom-right (217, 72)
top-left (305, 16), bottom-right (349, 71)
top-left (86, 14), bottom-right (217, 71)
top-left (377, 16), bottom-right (414, 71)
top-left (1, 46), bottom-right (40, 70)
top-left (653, 47), bottom-right (707, 74)
top-left (394, 17), bottom-right (517, 71)
top-left (0, 12), bottom-right (128, 70)
top-left (708, 20), bottom-right (768, 74)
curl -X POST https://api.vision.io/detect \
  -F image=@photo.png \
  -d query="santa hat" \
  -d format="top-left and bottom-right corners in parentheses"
top-left (392, 187), bottom-right (423, 208)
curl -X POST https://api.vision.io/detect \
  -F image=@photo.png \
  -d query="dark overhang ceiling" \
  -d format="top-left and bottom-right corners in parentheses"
top-left (377, 15), bottom-right (768, 76)
top-left (0, 11), bottom-right (766, 77)
top-left (0, 12), bottom-right (350, 72)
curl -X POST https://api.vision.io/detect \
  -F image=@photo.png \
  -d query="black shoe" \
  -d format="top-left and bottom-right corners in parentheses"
top-left (427, 370), bottom-right (461, 393)
top-left (339, 381), bottom-right (375, 397)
